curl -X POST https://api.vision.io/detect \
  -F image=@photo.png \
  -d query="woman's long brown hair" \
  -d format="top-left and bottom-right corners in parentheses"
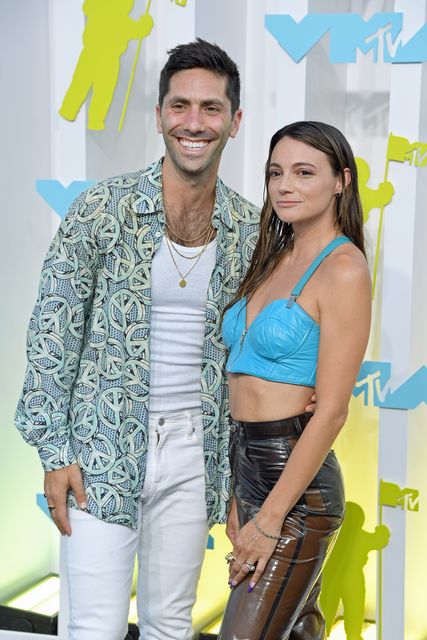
top-left (226, 121), bottom-right (366, 313)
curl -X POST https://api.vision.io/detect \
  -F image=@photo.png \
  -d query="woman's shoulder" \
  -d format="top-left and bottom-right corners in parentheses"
top-left (320, 241), bottom-right (371, 292)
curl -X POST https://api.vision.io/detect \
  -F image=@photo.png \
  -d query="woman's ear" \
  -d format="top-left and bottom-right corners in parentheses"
top-left (343, 167), bottom-right (351, 190)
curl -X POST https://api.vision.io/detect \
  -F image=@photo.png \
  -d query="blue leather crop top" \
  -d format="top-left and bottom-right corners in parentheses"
top-left (222, 236), bottom-right (352, 387)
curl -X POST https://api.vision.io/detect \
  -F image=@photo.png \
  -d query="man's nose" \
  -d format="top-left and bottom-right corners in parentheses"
top-left (183, 107), bottom-right (205, 133)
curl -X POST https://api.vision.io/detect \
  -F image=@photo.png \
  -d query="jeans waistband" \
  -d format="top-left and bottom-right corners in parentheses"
top-left (230, 412), bottom-right (313, 438)
top-left (148, 409), bottom-right (202, 435)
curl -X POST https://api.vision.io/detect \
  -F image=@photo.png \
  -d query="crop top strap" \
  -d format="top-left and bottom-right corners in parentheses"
top-left (287, 236), bottom-right (352, 308)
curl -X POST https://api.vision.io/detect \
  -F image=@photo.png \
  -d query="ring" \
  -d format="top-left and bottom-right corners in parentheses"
top-left (243, 561), bottom-right (256, 572)
top-left (225, 552), bottom-right (236, 563)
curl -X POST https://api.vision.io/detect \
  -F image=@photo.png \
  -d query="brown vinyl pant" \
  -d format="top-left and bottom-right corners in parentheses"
top-left (219, 413), bottom-right (345, 640)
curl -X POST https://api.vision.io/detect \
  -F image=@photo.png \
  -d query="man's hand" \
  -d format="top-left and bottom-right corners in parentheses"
top-left (305, 392), bottom-right (317, 414)
top-left (44, 463), bottom-right (87, 536)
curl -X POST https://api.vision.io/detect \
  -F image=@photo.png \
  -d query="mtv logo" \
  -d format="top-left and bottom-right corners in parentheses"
top-left (380, 479), bottom-right (419, 512)
top-left (265, 13), bottom-right (427, 64)
top-left (398, 490), bottom-right (420, 512)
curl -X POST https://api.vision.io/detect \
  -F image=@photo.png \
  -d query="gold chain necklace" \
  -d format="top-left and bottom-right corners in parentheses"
top-left (165, 226), bottom-right (215, 288)
top-left (167, 231), bottom-right (215, 260)
top-left (164, 218), bottom-right (213, 243)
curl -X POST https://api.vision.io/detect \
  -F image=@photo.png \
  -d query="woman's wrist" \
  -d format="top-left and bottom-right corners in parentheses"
top-left (252, 516), bottom-right (283, 540)
top-left (253, 503), bottom-right (286, 537)
top-left (257, 499), bottom-right (288, 529)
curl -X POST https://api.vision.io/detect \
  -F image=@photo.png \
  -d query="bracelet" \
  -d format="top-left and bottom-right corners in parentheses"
top-left (252, 516), bottom-right (282, 541)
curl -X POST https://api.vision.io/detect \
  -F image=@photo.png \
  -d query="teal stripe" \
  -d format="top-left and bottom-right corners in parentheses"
top-left (292, 236), bottom-right (351, 297)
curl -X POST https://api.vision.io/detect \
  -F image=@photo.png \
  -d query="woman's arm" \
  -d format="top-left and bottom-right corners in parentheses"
top-left (226, 496), bottom-right (240, 545)
top-left (229, 251), bottom-right (371, 588)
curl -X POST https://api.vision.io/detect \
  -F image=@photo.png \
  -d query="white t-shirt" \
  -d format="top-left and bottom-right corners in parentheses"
top-left (149, 236), bottom-right (217, 412)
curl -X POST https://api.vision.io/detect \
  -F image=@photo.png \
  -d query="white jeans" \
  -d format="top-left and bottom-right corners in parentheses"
top-left (64, 410), bottom-right (209, 640)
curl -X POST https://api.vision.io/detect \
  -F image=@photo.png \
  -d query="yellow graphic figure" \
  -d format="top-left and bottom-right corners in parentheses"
top-left (372, 131), bottom-right (427, 297)
top-left (355, 156), bottom-right (394, 298)
top-left (377, 479), bottom-right (419, 639)
top-left (60, 0), bottom-right (154, 130)
top-left (320, 502), bottom-right (390, 640)
top-left (355, 157), bottom-right (394, 224)
top-left (171, 0), bottom-right (188, 5)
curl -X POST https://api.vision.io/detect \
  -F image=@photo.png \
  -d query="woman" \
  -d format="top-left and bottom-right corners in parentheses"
top-left (219, 121), bottom-right (371, 639)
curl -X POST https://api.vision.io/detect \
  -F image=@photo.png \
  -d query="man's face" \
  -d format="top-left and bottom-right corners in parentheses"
top-left (156, 68), bottom-right (242, 181)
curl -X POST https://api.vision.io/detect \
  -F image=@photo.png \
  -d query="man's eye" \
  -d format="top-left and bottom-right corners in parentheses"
top-left (206, 106), bottom-right (220, 113)
top-left (268, 171), bottom-right (280, 178)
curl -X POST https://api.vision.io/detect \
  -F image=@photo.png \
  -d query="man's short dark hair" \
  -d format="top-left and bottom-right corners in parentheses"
top-left (158, 38), bottom-right (240, 115)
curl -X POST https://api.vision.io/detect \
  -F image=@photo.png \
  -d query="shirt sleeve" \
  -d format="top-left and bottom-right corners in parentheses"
top-left (14, 193), bottom-right (97, 471)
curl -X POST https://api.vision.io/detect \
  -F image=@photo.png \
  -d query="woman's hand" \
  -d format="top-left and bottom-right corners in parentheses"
top-left (305, 392), bottom-right (316, 413)
top-left (226, 497), bottom-right (240, 545)
top-left (228, 517), bottom-right (279, 591)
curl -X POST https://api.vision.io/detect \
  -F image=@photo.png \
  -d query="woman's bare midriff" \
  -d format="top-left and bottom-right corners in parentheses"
top-left (228, 373), bottom-right (313, 422)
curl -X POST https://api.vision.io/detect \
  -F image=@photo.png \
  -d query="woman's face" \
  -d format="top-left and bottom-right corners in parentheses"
top-left (267, 136), bottom-right (344, 229)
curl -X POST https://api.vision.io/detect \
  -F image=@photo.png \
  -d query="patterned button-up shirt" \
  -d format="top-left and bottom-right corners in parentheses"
top-left (15, 159), bottom-right (260, 528)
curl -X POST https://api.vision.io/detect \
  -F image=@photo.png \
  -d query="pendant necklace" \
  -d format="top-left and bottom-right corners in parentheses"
top-left (165, 226), bottom-right (215, 288)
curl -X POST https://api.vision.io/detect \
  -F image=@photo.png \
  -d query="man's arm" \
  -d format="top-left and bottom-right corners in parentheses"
top-left (15, 194), bottom-right (96, 534)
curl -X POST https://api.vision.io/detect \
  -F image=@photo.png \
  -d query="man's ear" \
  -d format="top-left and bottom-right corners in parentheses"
top-left (229, 109), bottom-right (243, 139)
top-left (156, 104), bottom-right (162, 133)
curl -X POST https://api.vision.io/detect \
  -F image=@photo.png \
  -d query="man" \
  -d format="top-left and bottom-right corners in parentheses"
top-left (17, 39), bottom-right (257, 640)
top-left (16, 40), bottom-right (317, 640)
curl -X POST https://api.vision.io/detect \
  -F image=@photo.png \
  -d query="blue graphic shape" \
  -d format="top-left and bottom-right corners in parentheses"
top-left (36, 180), bottom-right (95, 219)
top-left (353, 361), bottom-right (427, 410)
top-left (265, 14), bottom-right (330, 63)
top-left (353, 361), bottom-right (391, 407)
top-left (384, 23), bottom-right (427, 63)
top-left (36, 492), bottom-right (53, 521)
top-left (383, 366), bottom-right (427, 409)
top-left (265, 12), bottom-right (427, 64)
top-left (207, 534), bottom-right (214, 550)
top-left (329, 13), bottom-right (402, 63)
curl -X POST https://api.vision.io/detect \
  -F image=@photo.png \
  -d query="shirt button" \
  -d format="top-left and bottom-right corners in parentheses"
top-left (158, 417), bottom-right (165, 426)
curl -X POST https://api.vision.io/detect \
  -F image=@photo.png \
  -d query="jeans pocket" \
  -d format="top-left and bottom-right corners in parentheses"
top-left (191, 418), bottom-right (204, 448)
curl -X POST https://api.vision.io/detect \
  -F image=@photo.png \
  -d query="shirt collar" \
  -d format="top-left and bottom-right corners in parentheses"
top-left (132, 158), bottom-right (234, 230)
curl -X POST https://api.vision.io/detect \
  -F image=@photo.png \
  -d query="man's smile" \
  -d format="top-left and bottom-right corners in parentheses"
top-left (178, 137), bottom-right (211, 151)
